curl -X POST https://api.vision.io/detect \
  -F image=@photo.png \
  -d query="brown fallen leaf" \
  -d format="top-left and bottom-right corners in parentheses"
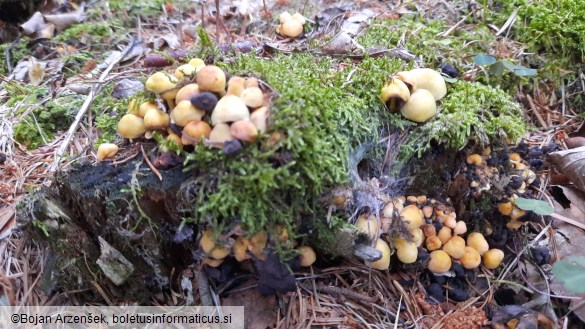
top-left (221, 280), bottom-right (278, 329)
top-left (548, 146), bottom-right (585, 193)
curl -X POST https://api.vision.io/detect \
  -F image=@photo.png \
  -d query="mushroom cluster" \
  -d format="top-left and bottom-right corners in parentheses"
top-left (276, 11), bottom-right (306, 38)
top-left (380, 68), bottom-right (447, 122)
top-left (462, 150), bottom-right (541, 230)
top-left (199, 228), bottom-right (316, 268)
top-left (354, 195), bottom-right (505, 273)
top-left (117, 59), bottom-right (270, 152)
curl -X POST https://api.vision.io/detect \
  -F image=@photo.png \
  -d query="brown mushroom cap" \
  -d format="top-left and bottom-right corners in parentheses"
top-left (181, 120), bottom-right (211, 145)
top-left (461, 246), bottom-right (481, 269)
top-left (298, 246), bottom-right (316, 267)
top-left (230, 120), bottom-right (258, 142)
top-left (118, 114), bottom-right (146, 139)
top-left (483, 249), bottom-right (504, 269)
top-left (196, 65), bottom-right (227, 93)
top-left (428, 250), bottom-right (452, 274)
top-left (442, 236), bottom-right (466, 259)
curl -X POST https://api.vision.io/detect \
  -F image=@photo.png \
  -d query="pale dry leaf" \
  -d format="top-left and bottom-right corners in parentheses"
top-left (28, 57), bottom-right (45, 86)
top-left (20, 12), bottom-right (45, 35)
top-left (548, 146), bottom-right (585, 193)
top-left (44, 3), bottom-right (86, 31)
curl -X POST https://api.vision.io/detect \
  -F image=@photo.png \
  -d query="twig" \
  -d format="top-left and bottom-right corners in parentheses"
top-left (550, 212), bottom-right (585, 230)
top-left (496, 8), bottom-right (519, 36)
top-left (312, 283), bottom-right (377, 303)
top-left (141, 145), bottom-right (162, 181)
top-left (49, 38), bottom-right (137, 172)
top-left (438, 15), bottom-right (467, 37)
top-left (526, 94), bottom-right (548, 129)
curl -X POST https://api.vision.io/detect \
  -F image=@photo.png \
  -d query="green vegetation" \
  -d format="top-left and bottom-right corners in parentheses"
top-left (403, 80), bottom-right (527, 156)
top-left (54, 22), bottom-right (113, 43)
top-left (0, 39), bottom-right (28, 76)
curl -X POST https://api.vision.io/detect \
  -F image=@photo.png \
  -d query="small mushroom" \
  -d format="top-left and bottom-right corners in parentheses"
top-left (211, 95), bottom-right (250, 125)
top-left (174, 64), bottom-right (196, 79)
top-left (145, 71), bottom-right (179, 109)
top-left (355, 214), bottom-right (379, 241)
top-left (188, 58), bottom-right (206, 72)
top-left (411, 228), bottom-right (424, 247)
top-left (395, 71), bottom-right (416, 92)
top-left (118, 114), bottom-right (146, 139)
top-left (175, 83), bottom-right (200, 104)
top-left (196, 65), bottom-right (226, 93)
top-left (400, 204), bottom-right (424, 230)
top-left (230, 120), bottom-right (258, 142)
top-left (143, 108), bottom-right (170, 131)
top-left (428, 250), bottom-right (452, 274)
top-left (227, 76), bottom-right (246, 96)
top-left (396, 240), bottom-right (418, 264)
top-left (483, 248), bottom-right (504, 269)
top-left (233, 237), bottom-right (251, 262)
top-left (279, 11), bottom-right (292, 23)
top-left (191, 92), bottom-right (219, 113)
top-left (365, 238), bottom-right (391, 270)
top-left (380, 78), bottom-right (410, 112)
top-left (181, 120), bottom-right (212, 145)
top-left (209, 123), bottom-right (234, 145)
top-left (241, 87), bottom-right (264, 108)
top-left (279, 19), bottom-right (303, 38)
top-left (291, 13), bottom-right (306, 25)
top-left (166, 132), bottom-right (183, 148)
top-left (136, 101), bottom-right (158, 118)
top-left (460, 246), bottom-right (481, 269)
top-left (400, 89), bottom-right (437, 123)
top-left (297, 246), bottom-right (316, 267)
top-left (453, 221), bottom-right (467, 235)
top-left (466, 232), bottom-right (489, 255)
top-left (426, 235), bottom-right (442, 251)
top-left (466, 154), bottom-right (483, 165)
top-left (443, 236), bottom-right (466, 259)
top-left (96, 143), bottom-right (118, 161)
top-left (498, 202), bottom-right (513, 216)
top-left (171, 100), bottom-right (205, 127)
top-left (249, 231), bottom-right (268, 260)
top-left (409, 68), bottom-right (447, 101)
top-left (250, 106), bottom-right (269, 133)
top-left (245, 77), bottom-right (259, 88)
top-left (437, 226), bottom-right (452, 244)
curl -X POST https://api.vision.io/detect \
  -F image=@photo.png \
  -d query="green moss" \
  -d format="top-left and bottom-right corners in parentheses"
top-left (402, 80), bottom-right (527, 157)
top-left (358, 18), bottom-right (493, 68)
top-left (55, 22), bottom-right (113, 43)
top-left (0, 39), bottom-right (28, 75)
top-left (180, 52), bottom-right (408, 250)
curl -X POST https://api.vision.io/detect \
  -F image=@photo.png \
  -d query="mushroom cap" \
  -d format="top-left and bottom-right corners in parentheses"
top-left (96, 143), bottom-right (119, 161)
top-left (400, 204), bottom-right (424, 230)
top-left (395, 71), bottom-right (416, 92)
top-left (245, 77), bottom-right (259, 89)
top-left (227, 76), bottom-right (246, 96)
top-left (400, 89), bottom-right (437, 123)
top-left (143, 108), bottom-right (170, 130)
top-left (171, 100), bottom-right (205, 127)
top-left (461, 246), bottom-right (481, 269)
top-left (426, 235), bottom-right (442, 251)
top-left (174, 64), bottom-right (196, 79)
top-left (118, 114), bottom-right (146, 139)
top-left (191, 92), bottom-right (219, 112)
top-left (241, 87), bottom-right (264, 108)
top-left (365, 238), bottom-right (391, 270)
top-left (298, 246), bottom-right (316, 267)
top-left (136, 101), bottom-right (158, 118)
top-left (250, 106), bottom-right (269, 133)
top-left (233, 237), bottom-right (251, 262)
top-left (467, 232), bottom-right (489, 255)
top-left (166, 132), bottom-right (183, 148)
top-left (181, 120), bottom-right (211, 145)
top-left (355, 214), bottom-right (379, 241)
top-left (437, 226), bottom-right (452, 244)
top-left (211, 95), bottom-right (250, 125)
top-left (196, 65), bottom-right (226, 93)
top-left (175, 83), bottom-right (200, 104)
top-left (280, 19), bottom-right (303, 38)
top-left (249, 231), bottom-right (268, 260)
top-left (145, 71), bottom-right (178, 94)
top-left (442, 236), bottom-right (466, 259)
top-left (396, 240), bottom-right (418, 264)
top-left (188, 58), bottom-right (206, 72)
top-left (428, 250), bottom-right (452, 274)
top-left (483, 249), bottom-right (504, 269)
top-left (279, 11), bottom-right (292, 23)
top-left (409, 68), bottom-right (447, 101)
top-left (230, 120), bottom-right (258, 142)
top-left (381, 78), bottom-right (410, 112)
top-left (209, 123), bottom-right (234, 144)
top-left (291, 13), bottom-right (306, 25)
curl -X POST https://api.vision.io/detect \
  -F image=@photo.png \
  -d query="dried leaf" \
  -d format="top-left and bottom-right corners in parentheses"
top-left (28, 57), bottom-right (45, 86)
top-left (20, 12), bottom-right (45, 35)
top-left (44, 3), bottom-right (86, 31)
top-left (221, 280), bottom-right (278, 329)
top-left (549, 146), bottom-right (585, 193)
